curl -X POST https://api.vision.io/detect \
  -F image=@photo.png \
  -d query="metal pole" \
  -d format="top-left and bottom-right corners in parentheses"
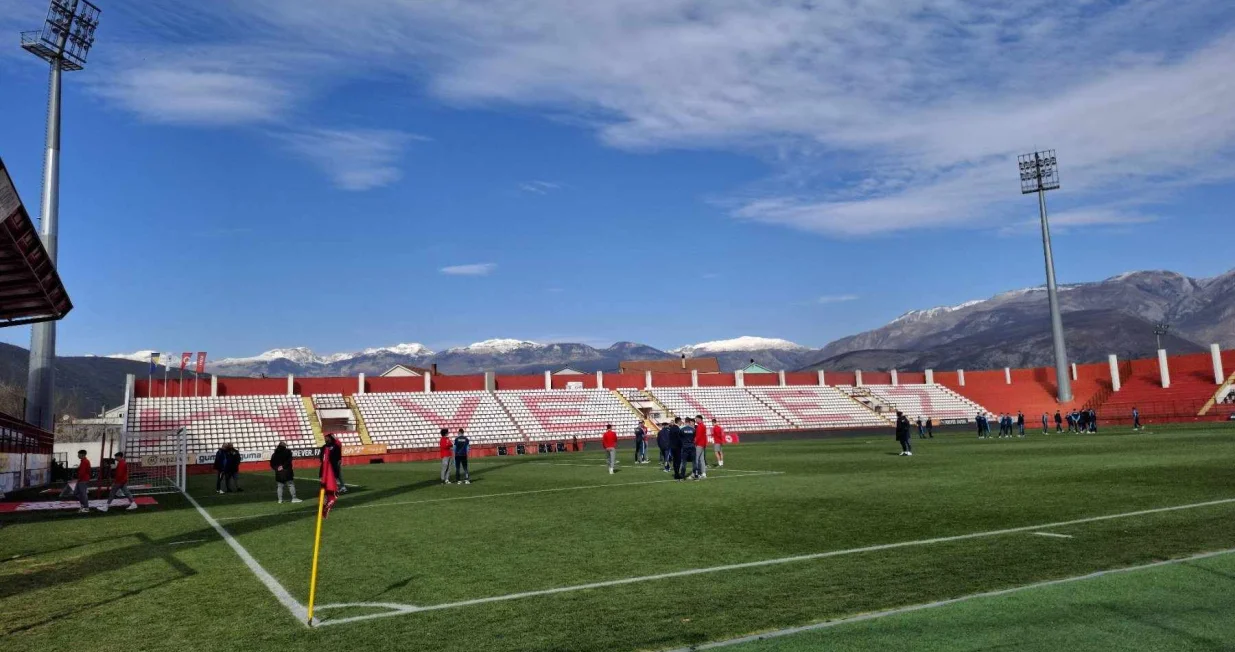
top-left (24, 56), bottom-right (64, 431)
top-left (1037, 162), bottom-right (1072, 403)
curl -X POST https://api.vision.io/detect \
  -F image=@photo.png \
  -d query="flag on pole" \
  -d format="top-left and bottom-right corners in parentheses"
top-left (195, 352), bottom-right (207, 374)
top-left (180, 352), bottom-right (192, 371)
top-left (149, 352), bottom-right (160, 374)
top-left (306, 453), bottom-right (339, 626)
top-left (164, 353), bottom-right (173, 371)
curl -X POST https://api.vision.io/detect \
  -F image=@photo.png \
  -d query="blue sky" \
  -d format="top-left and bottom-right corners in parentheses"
top-left (1, 0), bottom-right (1233, 357)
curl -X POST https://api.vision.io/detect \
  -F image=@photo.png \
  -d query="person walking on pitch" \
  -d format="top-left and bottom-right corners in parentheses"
top-left (602, 424), bottom-right (618, 474)
top-left (925, 417), bottom-right (934, 438)
top-left (693, 418), bottom-right (708, 479)
top-left (270, 442), bottom-right (301, 504)
top-left (438, 428), bottom-right (453, 483)
top-left (98, 452), bottom-right (141, 512)
top-left (895, 412), bottom-right (912, 456)
top-left (1016, 411), bottom-right (1025, 437)
top-left (634, 422), bottom-right (647, 464)
top-left (669, 418), bottom-right (686, 481)
top-left (1132, 407), bottom-right (1142, 431)
top-left (60, 450), bottom-right (92, 513)
top-left (321, 435), bottom-right (343, 493)
top-left (680, 418), bottom-right (697, 480)
top-left (711, 419), bottom-right (725, 467)
top-left (1042, 412), bottom-right (1049, 434)
top-left (657, 422), bottom-right (671, 472)
top-left (453, 428), bottom-right (471, 484)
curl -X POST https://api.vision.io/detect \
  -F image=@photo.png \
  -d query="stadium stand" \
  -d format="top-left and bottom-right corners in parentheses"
top-left (311, 394), bottom-right (349, 410)
top-left (1097, 352), bottom-right (1227, 424)
top-left (328, 431), bottom-right (363, 446)
top-left (938, 367), bottom-right (1108, 419)
top-left (351, 391), bottom-right (520, 448)
top-left (840, 384), bottom-right (988, 422)
top-left (747, 386), bottom-right (889, 428)
top-left (127, 395), bottom-right (314, 455)
top-left (648, 387), bottom-right (792, 432)
top-left (495, 389), bottom-right (640, 441)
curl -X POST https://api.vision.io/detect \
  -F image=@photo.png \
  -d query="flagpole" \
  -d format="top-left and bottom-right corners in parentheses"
top-left (163, 366), bottom-right (168, 397)
top-left (179, 367), bottom-right (184, 397)
top-left (306, 487), bottom-right (327, 626)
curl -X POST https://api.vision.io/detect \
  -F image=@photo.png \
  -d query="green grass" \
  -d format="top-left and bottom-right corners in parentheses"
top-left (3, 424), bottom-right (1235, 651)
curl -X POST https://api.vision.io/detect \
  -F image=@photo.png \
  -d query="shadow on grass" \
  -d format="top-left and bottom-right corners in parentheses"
top-left (0, 457), bottom-right (531, 602)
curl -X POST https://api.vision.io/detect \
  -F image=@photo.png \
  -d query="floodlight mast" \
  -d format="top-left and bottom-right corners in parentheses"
top-left (1019, 150), bottom-right (1072, 403)
top-left (20, 0), bottom-right (101, 430)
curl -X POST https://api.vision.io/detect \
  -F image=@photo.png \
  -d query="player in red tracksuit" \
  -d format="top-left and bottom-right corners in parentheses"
top-left (602, 425), bottom-right (618, 474)
top-left (59, 450), bottom-right (91, 513)
top-left (693, 417), bottom-right (709, 479)
top-left (438, 428), bottom-right (454, 484)
top-left (98, 452), bottom-right (139, 512)
top-left (711, 419), bottom-right (725, 467)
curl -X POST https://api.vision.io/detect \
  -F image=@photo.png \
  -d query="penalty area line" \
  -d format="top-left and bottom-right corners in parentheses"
top-left (661, 547), bottom-right (1235, 651)
top-left (314, 495), bottom-right (1235, 627)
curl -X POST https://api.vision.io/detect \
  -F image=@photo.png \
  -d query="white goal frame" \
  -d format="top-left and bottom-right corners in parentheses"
top-left (122, 426), bottom-right (187, 494)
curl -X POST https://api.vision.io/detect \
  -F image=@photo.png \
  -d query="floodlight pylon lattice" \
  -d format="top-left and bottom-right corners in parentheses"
top-left (20, 1), bottom-right (101, 430)
top-left (1018, 150), bottom-right (1072, 403)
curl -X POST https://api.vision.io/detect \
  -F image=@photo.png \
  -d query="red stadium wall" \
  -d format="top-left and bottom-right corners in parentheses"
top-left (698, 373), bottom-right (737, 387)
top-left (827, 371), bottom-right (857, 386)
top-left (899, 371), bottom-right (926, 384)
top-left (496, 375), bottom-right (545, 391)
top-left (217, 378), bottom-right (287, 396)
top-left (743, 373), bottom-right (779, 387)
top-left (654, 373), bottom-right (693, 388)
top-left (784, 372), bottom-right (818, 386)
top-left (295, 377), bottom-right (357, 397)
top-left (365, 376), bottom-right (425, 394)
top-left (603, 373), bottom-right (645, 389)
top-left (551, 374), bottom-right (598, 389)
top-left (433, 375), bottom-right (485, 392)
top-left (863, 371), bottom-right (893, 385)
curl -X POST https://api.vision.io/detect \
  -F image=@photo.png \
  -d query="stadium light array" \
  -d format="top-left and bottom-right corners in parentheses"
top-left (19, 0), bottom-right (102, 430)
top-left (1018, 149), bottom-right (1072, 404)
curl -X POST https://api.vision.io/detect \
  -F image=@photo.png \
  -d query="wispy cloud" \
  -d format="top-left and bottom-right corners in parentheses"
top-left (999, 208), bottom-right (1157, 235)
top-left (277, 128), bottom-right (421, 191)
top-left (816, 295), bottom-right (859, 304)
top-left (64, 1), bottom-right (1235, 229)
top-left (440, 263), bottom-right (497, 276)
top-left (519, 180), bottom-right (563, 195)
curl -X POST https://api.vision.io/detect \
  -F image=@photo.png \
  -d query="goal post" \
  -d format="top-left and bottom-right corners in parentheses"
top-left (122, 426), bottom-right (187, 494)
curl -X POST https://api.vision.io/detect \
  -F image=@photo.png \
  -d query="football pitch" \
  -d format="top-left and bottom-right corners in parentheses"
top-left (3, 425), bottom-right (1235, 651)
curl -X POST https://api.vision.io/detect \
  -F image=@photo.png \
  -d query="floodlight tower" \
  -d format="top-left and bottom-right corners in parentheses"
top-left (20, 0), bottom-right (101, 430)
top-left (1153, 323), bottom-right (1170, 351)
top-left (1018, 150), bottom-right (1072, 403)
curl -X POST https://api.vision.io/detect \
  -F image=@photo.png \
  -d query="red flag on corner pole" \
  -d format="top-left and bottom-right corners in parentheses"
top-left (307, 451), bottom-right (338, 626)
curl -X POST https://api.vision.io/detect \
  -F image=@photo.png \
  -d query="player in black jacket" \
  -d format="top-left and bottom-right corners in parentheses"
top-left (895, 412), bottom-right (912, 456)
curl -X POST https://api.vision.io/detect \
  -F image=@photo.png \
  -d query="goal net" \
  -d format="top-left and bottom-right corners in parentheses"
top-left (122, 427), bottom-right (187, 494)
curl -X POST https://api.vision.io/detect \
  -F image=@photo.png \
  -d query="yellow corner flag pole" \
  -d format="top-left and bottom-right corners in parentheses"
top-left (306, 487), bottom-right (327, 626)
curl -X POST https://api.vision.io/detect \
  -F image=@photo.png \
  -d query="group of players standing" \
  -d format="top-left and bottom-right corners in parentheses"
top-left (622, 416), bottom-right (726, 481)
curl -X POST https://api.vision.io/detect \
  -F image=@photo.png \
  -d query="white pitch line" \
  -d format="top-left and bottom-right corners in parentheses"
top-left (213, 472), bottom-right (784, 522)
top-left (166, 538), bottom-right (209, 546)
top-left (660, 547), bottom-right (1235, 652)
top-left (1032, 531), bottom-right (1074, 539)
top-left (182, 490), bottom-right (309, 626)
top-left (313, 495), bottom-right (1235, 627)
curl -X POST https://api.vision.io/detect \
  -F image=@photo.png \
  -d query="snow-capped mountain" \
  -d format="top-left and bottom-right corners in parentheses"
top-left (446, 339), bottom-right (542, 355)
top-left (101, 350), bottom-right (161, 363)
top-left (810, 268), bottom-right (1235, 369)
top-left (211, 343), bottom-right (434, 368)
top-left (672, 336), bottom-right (809, 355)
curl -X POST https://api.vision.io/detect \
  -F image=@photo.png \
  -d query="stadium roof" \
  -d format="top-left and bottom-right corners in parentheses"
top-left (0, 158), bottom-right (71, 327)
top-left (620, 357), bottom-right (721, 374)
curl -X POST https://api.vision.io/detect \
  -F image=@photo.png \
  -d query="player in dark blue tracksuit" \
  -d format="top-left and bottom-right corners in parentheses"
top-left (668, 418), bottom-right (685, 481)
top-left (657, 423), bottom-right (671, 471)
top-left (453, 429), bottom-right (471, 484)
top-left (681, 418), bottom-right (698, 480)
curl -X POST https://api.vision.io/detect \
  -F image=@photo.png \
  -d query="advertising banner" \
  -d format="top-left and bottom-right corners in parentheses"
top-left (343, 444), bottom-right (387, 457)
